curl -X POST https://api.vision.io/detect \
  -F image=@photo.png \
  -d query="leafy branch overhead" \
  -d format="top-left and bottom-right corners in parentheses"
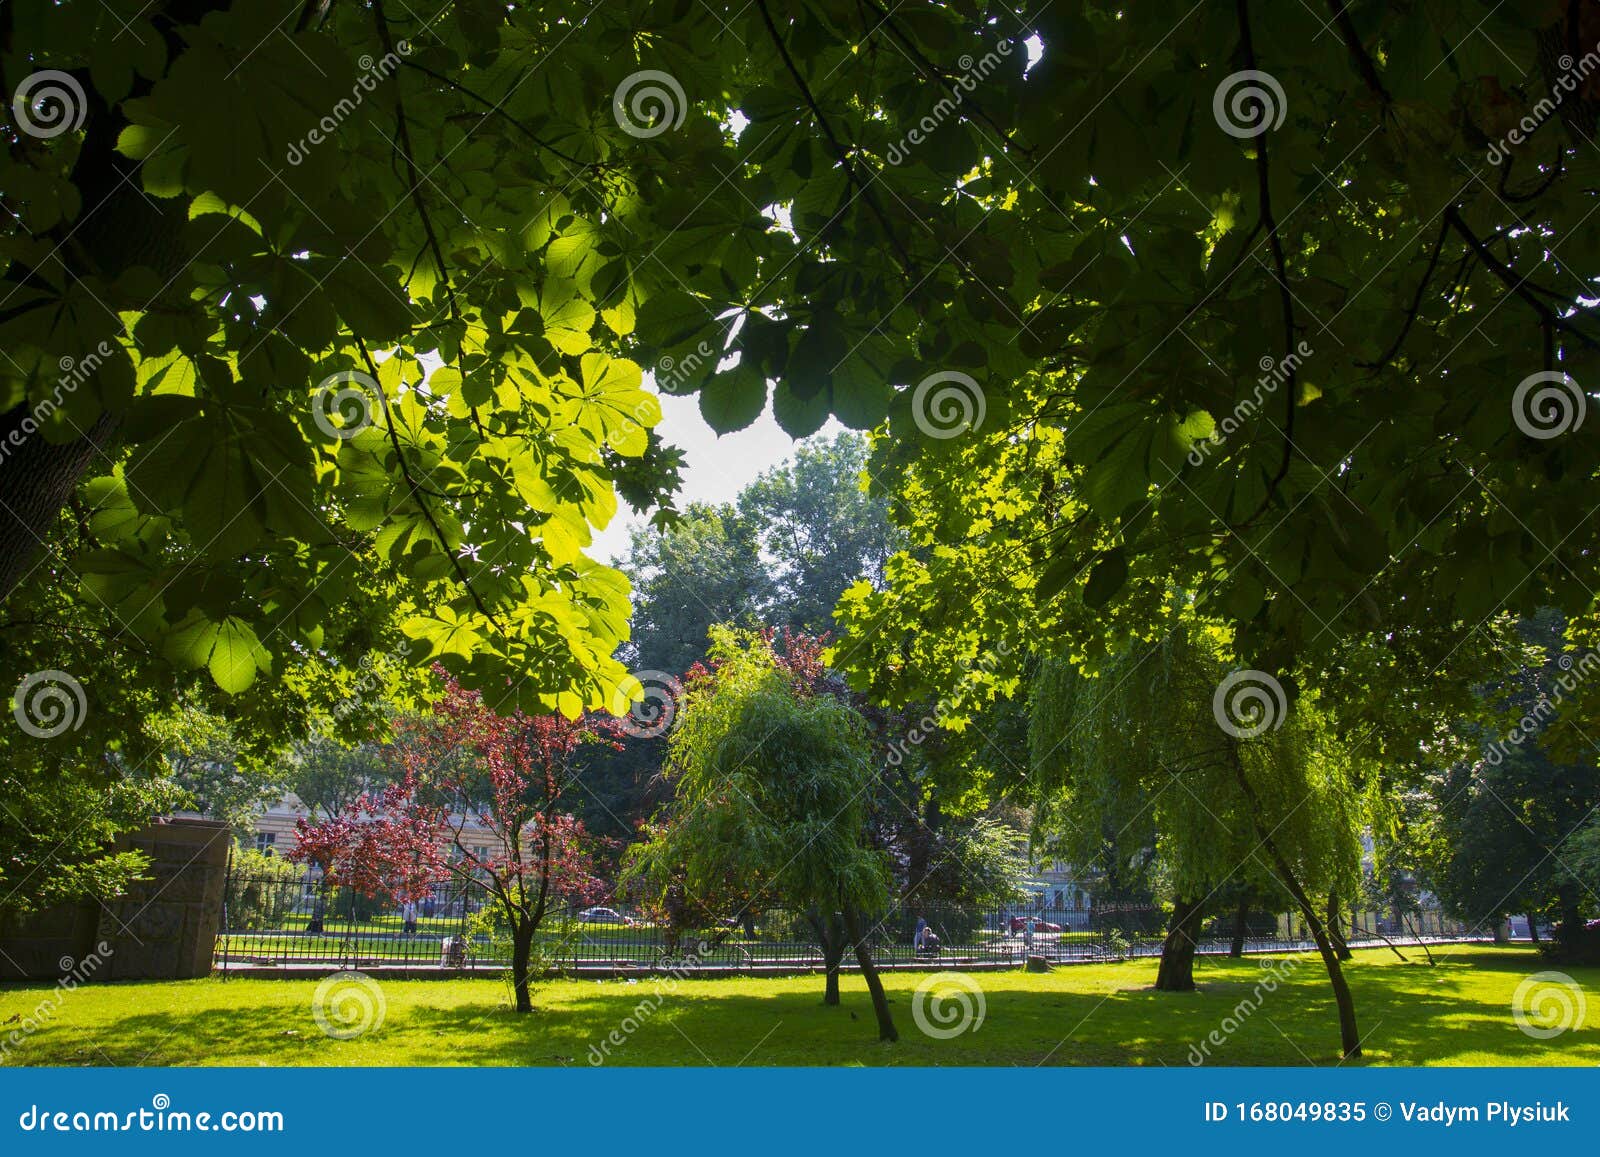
top-left (6, 1), bottom-right (1600, 714)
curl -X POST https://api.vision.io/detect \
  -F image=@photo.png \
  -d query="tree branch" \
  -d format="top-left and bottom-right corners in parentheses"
top-left (1358, 218), bottom-right (1451, 372)
top-left (1327, 0), bottom-right (1391, 104)
top-left (356, 338), bottom-right (499, 626)
top-left (753, 0), bottom-right (917, 278)
top-left (1444, 205), bottom-right (1600, 350)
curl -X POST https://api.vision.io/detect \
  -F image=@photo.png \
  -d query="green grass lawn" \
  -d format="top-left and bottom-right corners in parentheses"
top-left (2, 947), bottom-right (1593, 1067)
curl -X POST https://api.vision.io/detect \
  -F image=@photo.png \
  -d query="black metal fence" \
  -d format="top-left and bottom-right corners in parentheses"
top-left (216, 867), bottom-right (1478, 973)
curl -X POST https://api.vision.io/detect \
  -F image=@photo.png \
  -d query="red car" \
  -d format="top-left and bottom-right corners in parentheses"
top-left (1010, 916), bottom-right (1062, 933)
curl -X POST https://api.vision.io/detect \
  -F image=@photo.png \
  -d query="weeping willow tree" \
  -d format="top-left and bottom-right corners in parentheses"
top-left (624, 628), bottom-right (898, 1041)
top-left (1030, 616), bottom-right (1369, 1059)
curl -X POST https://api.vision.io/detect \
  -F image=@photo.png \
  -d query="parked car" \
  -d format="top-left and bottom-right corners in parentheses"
top-left (1586, 918), bottom-right (1600, 932)
top-left (576, 907), bottom-right (636, 926)
top-left (1010, 916), bottom-right (1062, 933)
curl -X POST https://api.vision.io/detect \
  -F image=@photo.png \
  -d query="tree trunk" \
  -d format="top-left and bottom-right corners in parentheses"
top-left (1227, 752), bottom-right (1362, 1059)
top-left (842, 907), bottom-right (897, 1042)
top-left (0, 3), bottom-right (211, 604)
top-left (1556, 885), bottom-right (1583, 957)
top-left (511, 924), bottom-right (534, 1013)
top-left (1526, 911), bottom-right (1541, 945)
top-left (1327, 891), bottom-right (1352, 961)
top-left (1154, 896), bottom-right (1205, 991)
top-left (810, 911), bottom-right (845, 1005)
top-left (1229, 897), bottom-right (1250, 958)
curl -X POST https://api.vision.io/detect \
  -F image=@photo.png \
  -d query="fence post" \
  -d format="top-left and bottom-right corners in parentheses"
top-left (218, 843), bottom-right (233, 980)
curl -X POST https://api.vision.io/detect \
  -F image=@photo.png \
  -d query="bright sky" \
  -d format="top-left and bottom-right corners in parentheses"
top-left (590, 389), bottom-right (844, 564)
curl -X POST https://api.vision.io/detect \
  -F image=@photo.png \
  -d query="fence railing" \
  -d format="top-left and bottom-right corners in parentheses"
top-left (216, 868), bottom-right (1480, 972)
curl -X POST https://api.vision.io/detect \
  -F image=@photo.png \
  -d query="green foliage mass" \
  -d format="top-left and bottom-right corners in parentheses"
top-left (625, 628), bottom-right (889, 919)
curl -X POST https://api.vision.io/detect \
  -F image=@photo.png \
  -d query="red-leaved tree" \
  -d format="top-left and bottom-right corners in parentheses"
top-left (293, 675), bottom-right (624, 1012)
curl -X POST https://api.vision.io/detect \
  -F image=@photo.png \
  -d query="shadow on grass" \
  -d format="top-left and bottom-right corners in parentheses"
top-left (6, 949), bottom-right (1595, 1068)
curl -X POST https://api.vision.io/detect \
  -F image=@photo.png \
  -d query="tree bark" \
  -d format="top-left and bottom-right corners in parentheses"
top-left (1229, 896), bottom-right (1250, 958)
top-left (842, 907), bottom-right (897, 1042)
top-left (1327, 891), bottom-right (1352, 960)
top-left (810, 911), bottom-right (845, 1005)
top-left (1555, 889), bottom-right (1580, 960)
top-left (1154, 896), bottom-right (1205, 991)
top-left (0, 3), bottom-right (215, 604)
top-left (1526, 911), bottom-right (1541, 945)
top-left (511, 924), bottom-right (534, 1013)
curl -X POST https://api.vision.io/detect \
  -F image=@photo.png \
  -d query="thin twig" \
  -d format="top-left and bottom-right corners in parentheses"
top-left (753, 0), bottom-right (917, 278)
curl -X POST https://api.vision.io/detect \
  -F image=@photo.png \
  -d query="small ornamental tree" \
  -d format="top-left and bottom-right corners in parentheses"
top-left (626, 627), bottom-right (898, 1041)
top-left (293, 675), bottom-right (623, 1012)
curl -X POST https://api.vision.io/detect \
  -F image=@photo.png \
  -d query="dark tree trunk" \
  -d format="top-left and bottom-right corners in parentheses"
top-left (842, 907), bottom-right (897, 1042)
top-left (1526, 911), bottom-right (1541, 945)
top-left (0, 0), bottom-right (226, 605)
top-left (1327, 892), bottom-right (1352, 961)
top-left (1154, 897), bottom-right (1205, 991)
top-left (511, 924), bottom-right (534, 1013)
top-left (1556, 885), bottom-right (1584, 957)
top-left (1229, 897), bottom-right (1250, 958)
top-left (810, 911), bottom-right (845, 1005)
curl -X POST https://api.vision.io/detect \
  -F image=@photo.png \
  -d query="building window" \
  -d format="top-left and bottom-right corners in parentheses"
top-left (255, 832), bottom-right (277, 855)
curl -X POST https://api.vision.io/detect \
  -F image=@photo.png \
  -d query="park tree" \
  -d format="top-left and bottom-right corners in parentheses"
top-left (293, 674), bottom-right (623, 1012)
top-left (1426, 611), bottom-right (1600, 956)
top-left (1029, 617), bottom-right (1370, 1058)
top-left (23, 1), bottom-right (1595, 704)
top-left (625, 628), bottom-right (898, 1040)
top-left (285, 735), bottom-right (396, 821)
top-left (13, 0), bottom-right (1600, 927)
top-left (739, 433), bottom-right (902, 634)
top-left (145, 700), bottom-right (288, 832)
